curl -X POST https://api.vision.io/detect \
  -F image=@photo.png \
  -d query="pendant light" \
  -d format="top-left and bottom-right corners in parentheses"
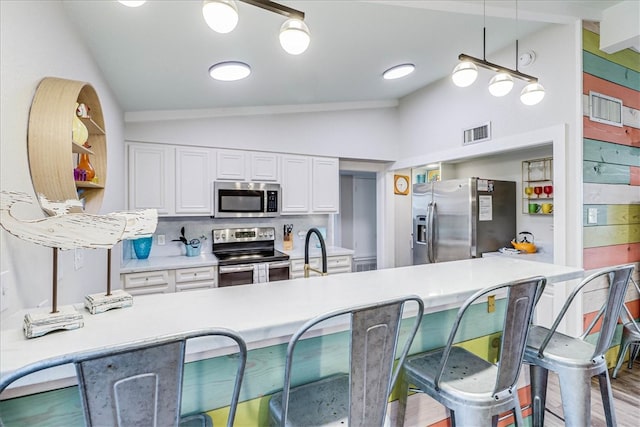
top-left (202, 0), bottom-right (239, 34)
top-left (451, 0), bottom-right (545, 105)
top-left (279, 18), bottom-right (310, 55)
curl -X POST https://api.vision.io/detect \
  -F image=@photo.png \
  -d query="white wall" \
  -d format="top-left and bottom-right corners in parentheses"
top-left (0, 1), bottom-right (125, 315)
top-left (124, 106), bottom-right (400, 161)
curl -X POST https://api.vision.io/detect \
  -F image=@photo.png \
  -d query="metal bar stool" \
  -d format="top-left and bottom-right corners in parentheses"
top-left (524, 264), bottom-right (634, 427)
top-left (395, 276), bottom-right (546, 427)
top-left (0, 328), bottom-right (247, 427)
top-left (268, 295), bottom-right (424, 427)
top-left (612, 277), bottom-right (640, 378)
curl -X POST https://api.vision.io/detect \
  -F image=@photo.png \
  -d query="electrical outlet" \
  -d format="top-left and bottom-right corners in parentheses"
top-left (587, 208), bottom-right (598, 224)
top-left (1, 271), bottom-right (9, 313)
top-left (74, 248), bottom-right (84, 270)
top-left (157, 234), bottom-right (166, 245)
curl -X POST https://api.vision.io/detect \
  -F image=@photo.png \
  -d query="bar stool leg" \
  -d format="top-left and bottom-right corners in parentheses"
top-left (529, 364), bottom-right (548, 427)
top-left (613, 339), bottom-right (632, 378)
top-left (597, 371), bottom-right (617, 427)
top-left (394, 371), bottom-right (409, 427)
top-left (512, 388), bottom-right (524, 426)
top-left (557, 369), bottom-right (591, 426)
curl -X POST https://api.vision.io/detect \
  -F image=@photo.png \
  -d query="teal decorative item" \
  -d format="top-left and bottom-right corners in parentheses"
top-left (186, 243), bottom-right (201, 257)
top-left (132, 236), bottom-right (152, 259)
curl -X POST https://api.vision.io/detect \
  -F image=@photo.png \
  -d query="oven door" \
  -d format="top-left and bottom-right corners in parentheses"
top-left (218, 261), bottom-right (290, 287)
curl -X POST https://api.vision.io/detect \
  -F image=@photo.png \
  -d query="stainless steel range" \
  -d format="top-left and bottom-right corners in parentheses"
top-left (212, 227), bottom-right (290, 287)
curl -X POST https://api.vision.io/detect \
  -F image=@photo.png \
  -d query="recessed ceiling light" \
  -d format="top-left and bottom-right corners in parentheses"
top-left (209, 61), bottom-right (251, 81)
top-left (382, 64), bottom-right (415, 80)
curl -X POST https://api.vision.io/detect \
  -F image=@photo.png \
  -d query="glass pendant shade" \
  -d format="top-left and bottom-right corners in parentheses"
top-left (451, 61), bottom-right (478, 87)
top-left (488, 73), bottom-right (514, 97)
top-left (209, 61), bottom-right (251, 81)
top-left (279, 19), bottom-right (310, 55)
top-left (202, 0), bottom-right (239, 34)
top-left (118, 1), bottom-right (146, 7)
top-left (520, 82), bottom-right (545, 105)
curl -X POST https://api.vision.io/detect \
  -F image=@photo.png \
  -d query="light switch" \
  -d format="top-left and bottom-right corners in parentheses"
top-left (157, 235), bottom-right (166, 245)
top-left (587, 208), bottom-right (598, 224)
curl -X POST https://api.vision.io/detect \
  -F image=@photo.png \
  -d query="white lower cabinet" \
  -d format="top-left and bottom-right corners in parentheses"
top-left (289, 255), bottom-right (352, 279)
top-left (121, 270), bottom-right (172, 296)
top-left (175, 266), bottom-right (216, 292)
top-left (121, 266), bottom-right (217, 295)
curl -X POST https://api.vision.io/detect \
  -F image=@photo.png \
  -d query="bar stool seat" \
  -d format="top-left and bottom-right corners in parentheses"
top-left (524, 264), bottom-right (634, 427)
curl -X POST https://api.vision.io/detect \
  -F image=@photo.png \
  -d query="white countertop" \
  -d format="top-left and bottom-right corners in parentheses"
top-left (2, 257), bottom-right (583, 390)
top-left (282, 245), bottom-right (354, 260)
top-left (120, 253), bottom-right (219, 273)
top-left (483, 250), bottom-right (554, 264)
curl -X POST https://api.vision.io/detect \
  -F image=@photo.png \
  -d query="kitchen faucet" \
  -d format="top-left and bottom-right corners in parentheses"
top-left (304, 228), bottom-right (328, 278)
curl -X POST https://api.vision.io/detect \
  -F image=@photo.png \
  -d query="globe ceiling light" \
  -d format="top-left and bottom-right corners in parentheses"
top-left (279, 18), bottom-right (310, 55)
top-left (520, 82), bottom-right (546, 105)
top-left (451, 61), bottom-right (478, 87)
top-left (118, 0), bottom-right (146, 6)
top-left (488, 73), bottom-right (514, 97)
top-left (383, 64), bottom-right (415, 80)
top-left (209, 61), bottom-right (251, 81)
top-left (202, 0), bottom-right (239, 34)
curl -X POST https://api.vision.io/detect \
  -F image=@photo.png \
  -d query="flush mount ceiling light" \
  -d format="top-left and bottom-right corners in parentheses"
top-left (202, 0), bottom-right (239, 33)
top-left (383, 63), bottom-right (415, 80)
top-left (209, 61), bottom-right (251, 81)
top-left (203, 0), bottom-right (310, 55)
top-left (452, 0), bottom-right (545, 105)
top-left (118, 0), bottom-right (146, 7)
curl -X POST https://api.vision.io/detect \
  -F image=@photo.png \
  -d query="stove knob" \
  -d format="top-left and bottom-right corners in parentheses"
top-left (258, 232), bottom-right (264, 237)
top-left (214, 233), bottom-right (220, 240)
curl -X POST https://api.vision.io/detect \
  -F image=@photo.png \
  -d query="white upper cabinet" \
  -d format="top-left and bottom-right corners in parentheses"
top-left (250, 152), bottom-right (279, 181)
top-left (312, 157), bottom-right (340, 213)
top-left (175, 147), bottom-right (212, 215)
top-left (281, 155), bottom-right (339, 215)
top-left (128, 143), bottom-right (174, 215)
top-left (281, 155), bottom-right (311, 214)
top-left (215, 149), bottom-right (279, 182)
top-left (216, 149), bottom-right (246, 181)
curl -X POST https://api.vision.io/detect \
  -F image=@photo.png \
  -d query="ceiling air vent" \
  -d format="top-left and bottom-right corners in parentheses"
top-left (463, 122), bottom-right (491, 145)
top-left (589, 91), bottom-right (623, 127)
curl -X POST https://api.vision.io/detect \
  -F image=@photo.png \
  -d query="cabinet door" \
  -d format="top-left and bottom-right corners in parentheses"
top-left (128, 144), bottom-right (174, 215)
top-left (175, 147), bottom-right (212, 215)
top-left (250, 152), bottom-right (279, 181)
top-left (312, 157), bottom-right (340, 213)
top-left (281, 155), bottom-right (311, 214)
top-left (216, 149), bottom-right (246, 180)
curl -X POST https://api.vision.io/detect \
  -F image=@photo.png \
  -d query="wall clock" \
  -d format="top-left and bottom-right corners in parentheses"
top-left (394, 174), bottom-right (410, 195)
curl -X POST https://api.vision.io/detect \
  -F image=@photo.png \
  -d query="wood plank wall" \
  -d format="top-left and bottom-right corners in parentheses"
top-left (581, 23), bottom-right (640, 368)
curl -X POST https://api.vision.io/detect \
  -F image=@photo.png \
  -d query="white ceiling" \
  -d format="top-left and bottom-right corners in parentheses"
top-left (62, 1), bottom-right (620, 113)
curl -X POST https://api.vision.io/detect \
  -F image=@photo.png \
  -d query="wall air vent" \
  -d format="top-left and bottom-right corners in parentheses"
top-left (589, 91), bottom-right (623, 127)
top-left (463, 122), bottom-right (491, 145)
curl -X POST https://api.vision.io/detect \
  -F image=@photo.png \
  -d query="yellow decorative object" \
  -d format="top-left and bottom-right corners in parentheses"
top-left (72, 103), bottom-right (89, 145)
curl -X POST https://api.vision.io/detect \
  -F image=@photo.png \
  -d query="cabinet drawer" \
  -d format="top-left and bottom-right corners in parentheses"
top-left (123, 270), bottom-right (170, 289)
top-left (290, 258), bottom-right (320, 272)
top-left (176, 280), bottom-right (216, 292)
top-left (175, 266), bottom-right (215, 283)
top-left (327, 255), bottom-right (351, 271)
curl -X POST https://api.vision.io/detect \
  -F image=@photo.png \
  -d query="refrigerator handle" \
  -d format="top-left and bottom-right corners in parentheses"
top-left (427, 202), bottom-right (436, 263)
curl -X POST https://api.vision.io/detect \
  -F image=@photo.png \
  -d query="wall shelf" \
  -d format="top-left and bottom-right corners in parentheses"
top-left (27, 77), bottom-right (107, 215)
top-left (522, 157), bottom-right (553, 215)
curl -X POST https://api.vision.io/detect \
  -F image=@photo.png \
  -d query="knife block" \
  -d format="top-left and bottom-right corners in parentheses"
top-left (283, 233), bottom-right (293, 250)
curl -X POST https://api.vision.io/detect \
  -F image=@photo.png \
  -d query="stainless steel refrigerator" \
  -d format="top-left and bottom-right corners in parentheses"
top-left (412, 178), bottom-right (516, 264)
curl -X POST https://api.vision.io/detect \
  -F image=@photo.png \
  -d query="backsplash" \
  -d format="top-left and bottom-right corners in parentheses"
top-left (123, 215), bottom-right (331, 261)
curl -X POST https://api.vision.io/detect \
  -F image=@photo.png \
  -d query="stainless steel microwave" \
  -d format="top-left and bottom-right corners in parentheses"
top-left (213, 181), bottom-right (281, 218)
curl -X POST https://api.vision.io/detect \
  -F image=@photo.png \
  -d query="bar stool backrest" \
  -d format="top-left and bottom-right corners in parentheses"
top-left (279, 295), bottom-right (424, 427)
top-left (0, 328), bottom-right (247, 427)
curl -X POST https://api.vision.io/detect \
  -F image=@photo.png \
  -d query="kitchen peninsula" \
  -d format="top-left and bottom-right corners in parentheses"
top-left (0, 257), bottom-right (583, 424)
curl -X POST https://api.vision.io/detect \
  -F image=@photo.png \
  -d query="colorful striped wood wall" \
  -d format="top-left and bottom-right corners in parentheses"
top-left (581, 24), bottom-right (640, 371)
